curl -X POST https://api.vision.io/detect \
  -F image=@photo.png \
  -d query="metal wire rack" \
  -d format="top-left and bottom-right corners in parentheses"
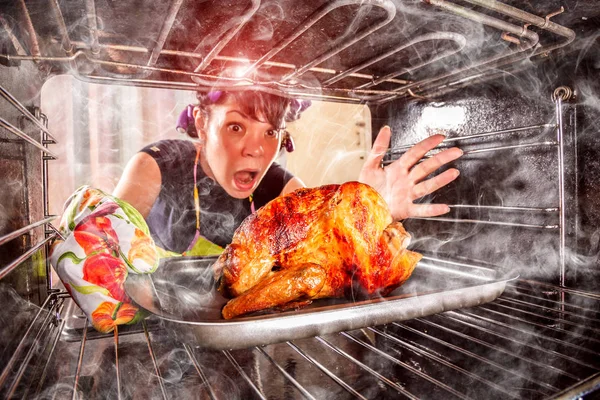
top-left (0, 0), bottom-right (575, 102)
top-left (0, 1), bottom-right (597, 399)
top-left (1, 271), bottom-right (598, 399)
top-left (0, 84), bottom-right (58, 285)
top-left (383, 87), bottom-right (574, 285)
top-left (1, 77), bottom-right (596, 398)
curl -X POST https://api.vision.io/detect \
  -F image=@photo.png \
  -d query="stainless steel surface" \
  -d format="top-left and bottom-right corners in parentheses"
top-left (0, 234), bottom-right (56, 280)
top-left (1, 1), bottom-right (599, 398)
top-left (377, 85), bottom-right (583, 289)
top-left (0, 85), bottom-right (57, 143)
top-left (0, 78), bottom-right (48, 304)
top-left (390, 122), bottom-right (556, 151)
top-left (191, 0), bottom-right (261, 75)
top-left (462, 0), bottom-right (575, 41)
top-left (147, 0), bottom-right (186, 69)
top-left (124, 255), bottom-right (517, 350)
top-left (322, 32), bottom-right (467, 87)
top-left (383, 107), bottom-right (566, 235)
top-left (0, 117), bottom-right (58, 157)
top-left (411, 217), bottom-right (559, 230)
top-left (2, 281), bottom-right (598, 399)
top-left (0, 292), bottom-right (69, 398)
top-left (0, 0), bottom-right (583, 102)
top-left (555, 96), bottom-right (567, 285)
top-left (277, 0), bottom-right (397, 83)
top-left (0, 216), bottom-right (56, 247)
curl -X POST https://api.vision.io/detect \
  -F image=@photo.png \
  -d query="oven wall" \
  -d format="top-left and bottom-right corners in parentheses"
top-left (0, 61), bottom-right (49, 305)
top-left (370, 60), bottom-right (600, 291)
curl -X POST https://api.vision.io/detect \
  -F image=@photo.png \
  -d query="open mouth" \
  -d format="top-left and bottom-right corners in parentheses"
top-left (233, 170), bottom-right (259, 191)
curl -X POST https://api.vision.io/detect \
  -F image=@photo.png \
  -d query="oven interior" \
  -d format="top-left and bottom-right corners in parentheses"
top-left (1, 0), bottom-right (599, 398)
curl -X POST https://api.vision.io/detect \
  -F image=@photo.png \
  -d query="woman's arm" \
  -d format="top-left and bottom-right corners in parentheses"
top-left (113, 152), bottom-right (162, 218)
top-left (359, 126), bottom-right (462, 221)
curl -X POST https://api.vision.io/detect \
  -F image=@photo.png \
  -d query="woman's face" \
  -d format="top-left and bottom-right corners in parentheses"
top-left (195, 98), bottom-right (283, 199)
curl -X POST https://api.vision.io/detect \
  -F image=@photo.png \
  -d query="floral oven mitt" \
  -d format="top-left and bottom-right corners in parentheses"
top-left (50, 186), bottom-right (164, 333)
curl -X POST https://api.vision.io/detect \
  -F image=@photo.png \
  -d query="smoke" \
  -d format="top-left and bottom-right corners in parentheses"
top-left (1, 1), bottom-right (599, 398)
top-left (0, 283), bottom-right (46, 364)
top-left (0, 284), bottom-right (63, 399)
top-left (249, 1), bottom-right (285, 42)
top-left (399, 93), bottom-right (565, 283)
top-left (578, 80), bottom-right (600, 113)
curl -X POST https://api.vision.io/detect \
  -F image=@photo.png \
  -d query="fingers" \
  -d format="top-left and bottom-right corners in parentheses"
top-left (363, 126), bottom-right (391, 170)
top-left (406, 203), bottom-right (451, 218)
top-left (409, 146), bottom-right (463, 182)
top-left (395, 134), bottom-right (446, 172)
top-left (412, 168), bottom-right (460, 200)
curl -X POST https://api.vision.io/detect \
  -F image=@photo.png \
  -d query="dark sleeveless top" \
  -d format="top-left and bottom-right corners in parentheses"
top-left (140, 139), bottom-right (294, 253)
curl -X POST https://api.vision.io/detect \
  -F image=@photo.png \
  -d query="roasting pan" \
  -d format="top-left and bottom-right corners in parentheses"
top-left (125, 255), bottom-right (518, 350)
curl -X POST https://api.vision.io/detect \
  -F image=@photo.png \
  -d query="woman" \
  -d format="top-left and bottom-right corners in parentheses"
top-left (112, 89), bottom-right (462, 254)
top-left (50, 88), bottom-right (461, 333)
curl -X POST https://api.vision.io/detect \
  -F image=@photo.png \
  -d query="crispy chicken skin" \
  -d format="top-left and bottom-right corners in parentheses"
top-left (213, 181), bottom-right (422, 319)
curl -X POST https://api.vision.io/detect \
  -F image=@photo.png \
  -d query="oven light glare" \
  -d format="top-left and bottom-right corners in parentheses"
top-left (417, 106), bottom-right (466, 135)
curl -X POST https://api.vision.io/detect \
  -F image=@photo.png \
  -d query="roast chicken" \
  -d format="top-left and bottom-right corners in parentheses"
top-left (213, 181), bottom-right (422, 319)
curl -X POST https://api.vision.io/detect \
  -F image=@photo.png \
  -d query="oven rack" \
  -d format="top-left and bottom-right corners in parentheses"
top-left (384, 119), bottom-right (561, 231)
top-left (1, 267), bottom-right (598, 399)
top-left (0, 292), bottom-right (69, 399)
top-left (0, 84), bottom-right (59, 292)
top-left (384, 87), bottom-right (574, 285)
top-left (0, 0), bottom-right (575, 103)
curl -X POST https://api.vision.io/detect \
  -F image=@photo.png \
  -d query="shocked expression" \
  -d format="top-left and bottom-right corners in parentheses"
top-left (195, 99), bottom-right (283, 199)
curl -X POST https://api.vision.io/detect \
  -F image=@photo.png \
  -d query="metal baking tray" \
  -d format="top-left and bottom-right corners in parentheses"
top-left (125, 255), bottom-right (518, 350)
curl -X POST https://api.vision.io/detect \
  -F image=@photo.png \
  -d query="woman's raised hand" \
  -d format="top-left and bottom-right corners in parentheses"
top-left (358, 126), bottom-right (462, 221)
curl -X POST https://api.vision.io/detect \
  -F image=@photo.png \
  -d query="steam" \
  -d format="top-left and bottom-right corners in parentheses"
top-left (250, 2), bottom-right (285, 42)
top-left (0, 0), bottom-right (598, 398)
top-left (0, 283), bottom-right (46, 363)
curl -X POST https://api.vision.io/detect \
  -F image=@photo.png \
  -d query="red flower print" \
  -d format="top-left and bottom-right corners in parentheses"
top-left (91, 301), bottom-right (138, 333)
top-left (74, 216), bottom-right (119, 255)
top-left (82, 253), bottom-right (129, 302)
